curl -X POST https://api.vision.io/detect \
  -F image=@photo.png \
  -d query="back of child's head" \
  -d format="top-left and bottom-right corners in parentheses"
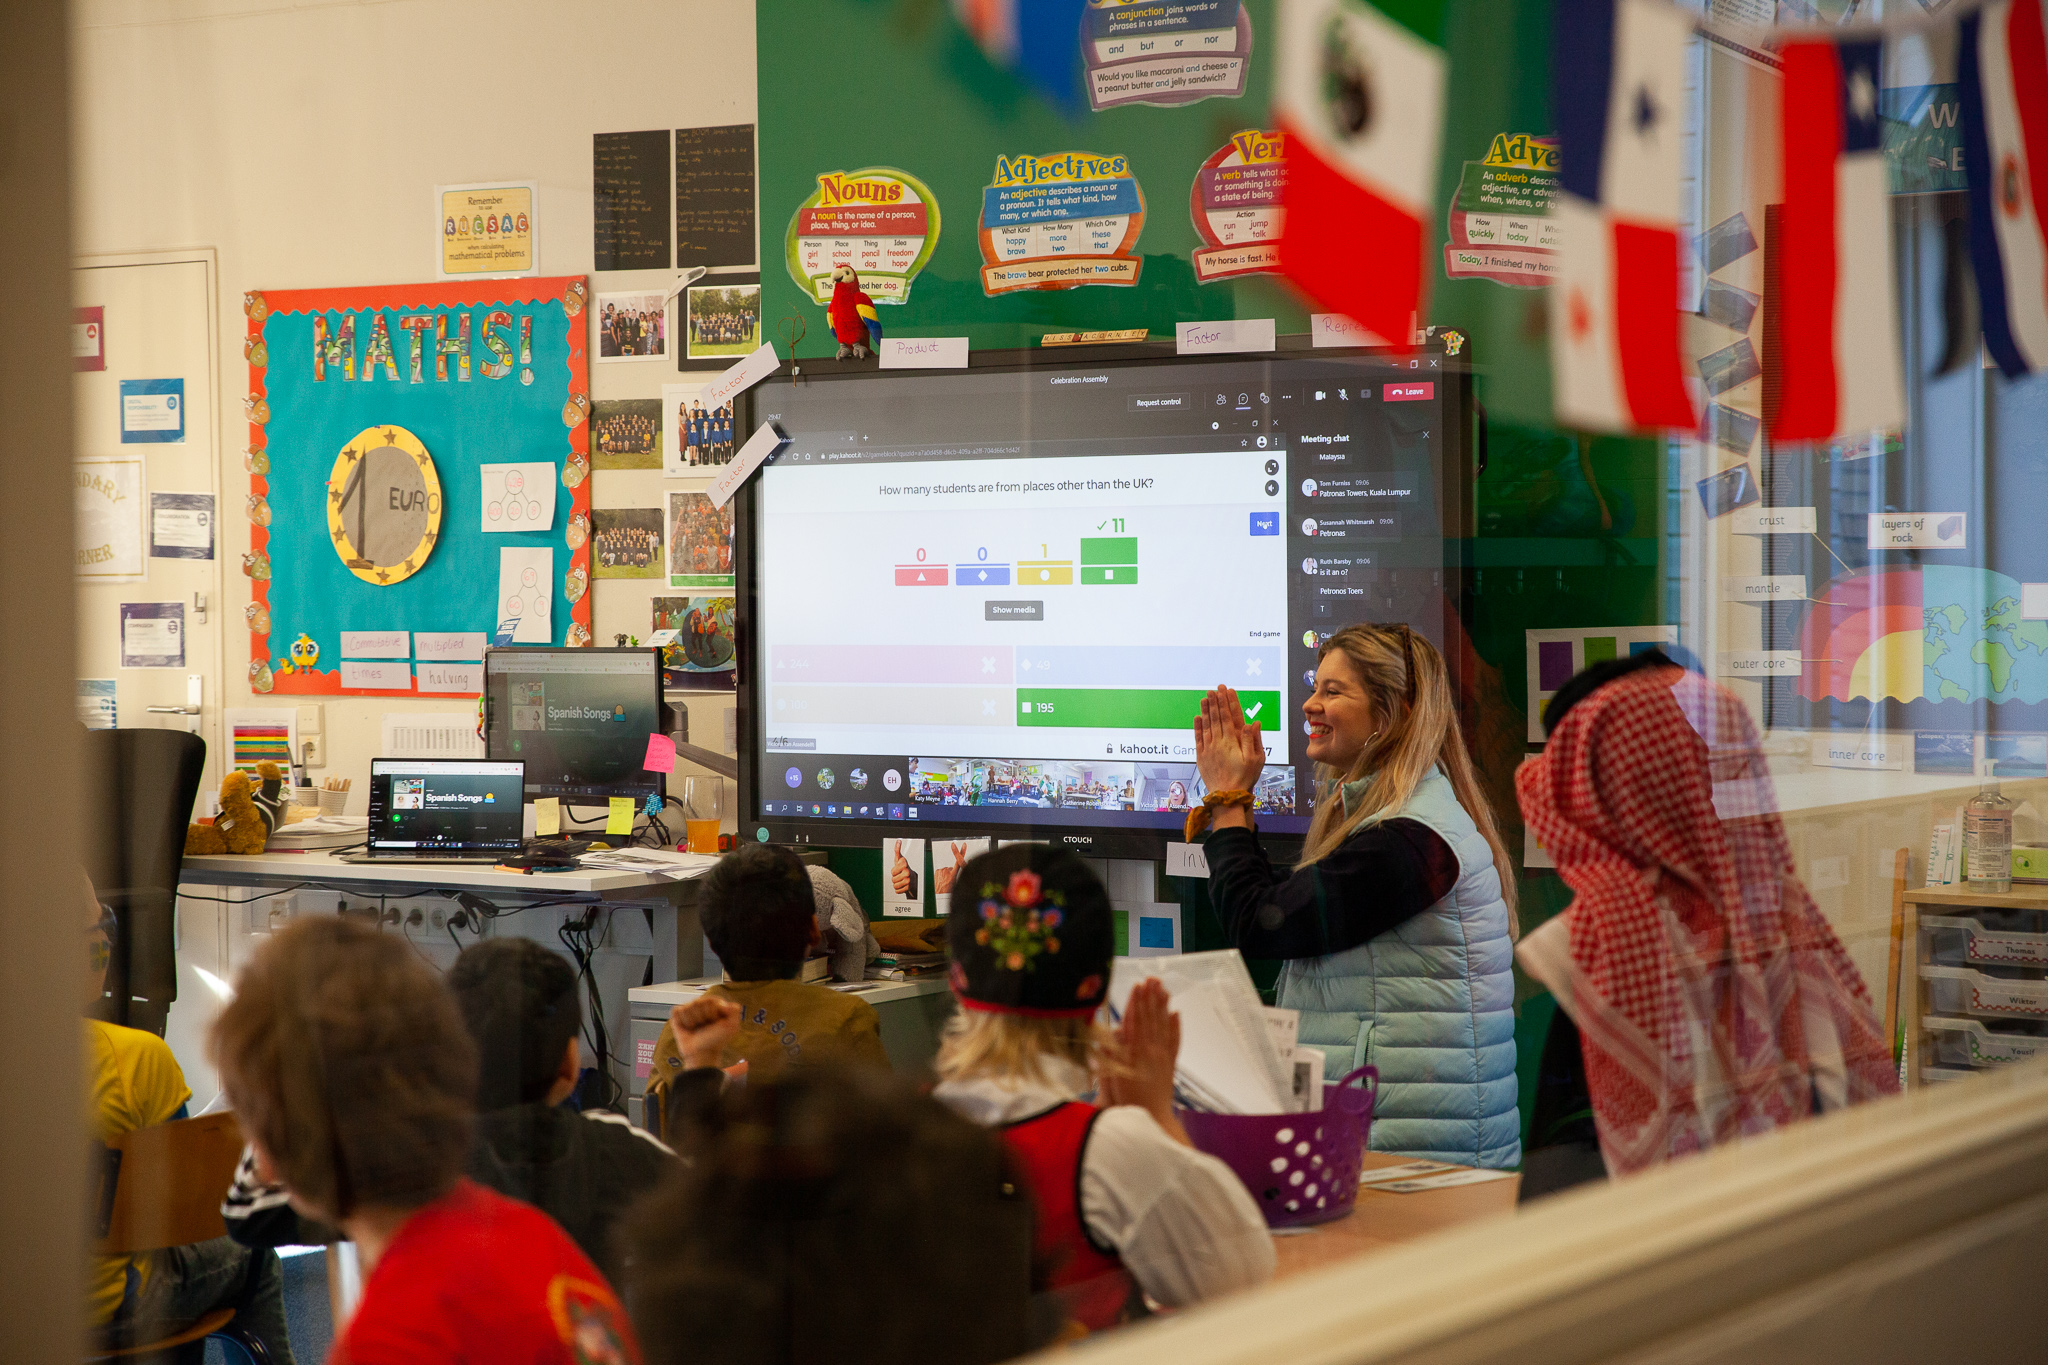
top-left (447, 938), bottom-right (581, 1110)
top-left (937, 845), bottom-right (1115, 1086)
top-left (625, 1067), bottom-right (1035, 1365)
top-left (701, 843), bottom-right (814, 980)
top-left (209, 914), bottom-right (476, 1221)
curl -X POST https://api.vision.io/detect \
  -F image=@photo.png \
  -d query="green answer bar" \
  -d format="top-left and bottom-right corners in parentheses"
top-left (1079, 565), bottom-right (1137, 585)
top-left (1080, 537), bottom-right (1137, 565)
top-left (1016, 688), bottom-right (1282, 730)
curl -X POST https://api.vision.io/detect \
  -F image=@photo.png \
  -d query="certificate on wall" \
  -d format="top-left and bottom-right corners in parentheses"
top-left (120, 601), bottom-right (186, 669)
top-left (77, 456), bottom-right (146, 581)
top-left (437, 182), bottom-right (538, 279)
top-left (150, 492), bottom-right (215, 560)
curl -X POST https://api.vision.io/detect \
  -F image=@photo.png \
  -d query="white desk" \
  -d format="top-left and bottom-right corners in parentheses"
top-left (178, 850), bottom-right (709, 1099)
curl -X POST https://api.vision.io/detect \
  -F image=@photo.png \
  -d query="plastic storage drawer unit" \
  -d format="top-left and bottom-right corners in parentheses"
top-left (1921, 914), bottom-right (2048, 969)
top-left (1920, 964), bottom-right (2048, 1021)
top-left (1922, 1014), bottom-right (2048, 1069)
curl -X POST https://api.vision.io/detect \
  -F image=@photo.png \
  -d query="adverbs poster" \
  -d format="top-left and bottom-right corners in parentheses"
top-left (1444, 132), bottom-right (1560, 287)
top-left (1191, 129), bottom-right (1285, 283)
top-left (978, 152), bottom-right (1146, 295)
top-left (1083, 0), bottom-right (1252, 112)
top-left (785, 167), bottom-right (941, 305)
top-left (437, 182), bottom-right (537, 279)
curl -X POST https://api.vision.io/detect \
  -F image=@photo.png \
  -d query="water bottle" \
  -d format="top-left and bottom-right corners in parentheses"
top-left (1966, 779), bottom-right (2014, 894)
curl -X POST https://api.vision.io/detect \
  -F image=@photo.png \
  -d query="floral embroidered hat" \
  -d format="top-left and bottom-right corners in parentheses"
top-left (946, 844), bottom-right (1114, 1019)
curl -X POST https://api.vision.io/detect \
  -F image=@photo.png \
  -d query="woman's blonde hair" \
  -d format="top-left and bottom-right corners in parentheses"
top-left (1300, 623), bottom-right (1519, 933)
top-left (934, 1009), bottom-right (1125, 1090)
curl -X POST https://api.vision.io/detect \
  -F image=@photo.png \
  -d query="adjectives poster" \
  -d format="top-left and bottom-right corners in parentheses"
top-left (1190, 129), bottom-right (1285, 284)
top-left (785, 168), bottom-right (941, 305)
top-left (978, 152), bottom-right (1145, 295)
top-left (1082, 0), bottom-right (1252, 112)
top-left (1445, 132), bottom-right (1560, 287)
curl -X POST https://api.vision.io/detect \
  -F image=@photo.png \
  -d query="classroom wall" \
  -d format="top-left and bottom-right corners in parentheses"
top-left (70, 0), bottom-right (757, 796)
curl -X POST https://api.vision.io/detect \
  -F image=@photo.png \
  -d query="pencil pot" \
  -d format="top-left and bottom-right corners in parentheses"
top-left (1181, 1066), bottom-right (1376, 1229)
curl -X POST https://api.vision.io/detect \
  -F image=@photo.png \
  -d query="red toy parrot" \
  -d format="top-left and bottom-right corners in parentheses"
top-left (827, 265), bottom-right (883, 359)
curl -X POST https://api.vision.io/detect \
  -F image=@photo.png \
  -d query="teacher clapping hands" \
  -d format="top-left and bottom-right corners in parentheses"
top-left (1191, 623), bottom-right (1524, 1170)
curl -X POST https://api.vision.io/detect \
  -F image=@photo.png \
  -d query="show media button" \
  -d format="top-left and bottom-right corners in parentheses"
top-left (986, 600), bottom-right (1044, 621)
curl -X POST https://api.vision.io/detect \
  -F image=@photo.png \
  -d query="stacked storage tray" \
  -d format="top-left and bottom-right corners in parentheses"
top-left (1920, 1014), bottom-right (2048, 1078)
top-left (1920, 913), bottom-right (2048, 970)
top-left (1918, 965), bottom-right (2048, 1021)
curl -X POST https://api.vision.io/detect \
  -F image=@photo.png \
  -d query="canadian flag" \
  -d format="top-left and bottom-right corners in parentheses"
top-left (1959, 0), bottom-right (2048, 378)
top-left (1274, 0), bottom-right (1445, 349)
top-left (1771, 39), bottom-right (1904, 441)
top-left (1548, 0), bottom-right (1698, 432)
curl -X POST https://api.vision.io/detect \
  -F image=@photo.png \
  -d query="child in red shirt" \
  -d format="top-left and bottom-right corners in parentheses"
top-left (209, 916), bottom-right (641, 1365)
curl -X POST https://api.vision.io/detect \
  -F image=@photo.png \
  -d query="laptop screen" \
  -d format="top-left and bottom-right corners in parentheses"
top-left (366, 759), bottom-right (525, 852)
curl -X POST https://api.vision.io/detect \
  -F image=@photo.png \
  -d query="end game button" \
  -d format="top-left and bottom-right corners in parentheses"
top-left (986, 600), bottom-right (1044, 621)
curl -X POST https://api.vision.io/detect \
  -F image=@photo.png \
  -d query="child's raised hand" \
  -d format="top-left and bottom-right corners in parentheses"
top-left (1100, 979), bottom-right (1190, 1145)
top-left (669, 996), bottom-right (742, 1070)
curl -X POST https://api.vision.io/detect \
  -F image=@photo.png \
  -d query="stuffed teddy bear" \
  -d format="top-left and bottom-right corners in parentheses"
top-left (808, 864), bottom-right (877, 982)
top-left (185, 764), bottom-right (276, 856)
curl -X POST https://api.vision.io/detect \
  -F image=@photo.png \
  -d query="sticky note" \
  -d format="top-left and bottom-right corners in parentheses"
top-left (644, 793), bottom-right (663, 816)
top-left (643, 732), bottom-right (677, 773)
top-left (535, 797), bottom-right (560, 836)
top-left (607, 797), bottom-right (634, 834)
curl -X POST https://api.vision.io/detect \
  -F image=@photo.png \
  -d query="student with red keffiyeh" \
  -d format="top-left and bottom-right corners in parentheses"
top-left (1194, 623), bottom-right (1525, 1169)
top-left (1514, 653), bottom-right (1899, 1178)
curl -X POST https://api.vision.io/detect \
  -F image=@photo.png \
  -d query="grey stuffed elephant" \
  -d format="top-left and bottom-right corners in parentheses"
top-left (809, 863), bottom-right (878, 982)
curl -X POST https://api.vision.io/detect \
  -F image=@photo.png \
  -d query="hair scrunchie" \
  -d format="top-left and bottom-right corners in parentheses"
top-left (1184, 790), bottom-right (1254, 842)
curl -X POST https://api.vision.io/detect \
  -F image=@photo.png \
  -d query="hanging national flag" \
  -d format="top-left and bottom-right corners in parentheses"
top-left (1273, 0), bottom-right (1446, 349)
top-left (1548, 0), bottom-right (1698, 433)
top-left (1770, 39), bottom-right (1904, 441)
top-left (1958, 0), bottom-right (2048, 378)
top-left (952, 0), bottom-right (1089, 113)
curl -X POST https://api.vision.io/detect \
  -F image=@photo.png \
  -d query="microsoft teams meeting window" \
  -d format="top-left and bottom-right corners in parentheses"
top-left (750, 359), bottom-right (1447, 835)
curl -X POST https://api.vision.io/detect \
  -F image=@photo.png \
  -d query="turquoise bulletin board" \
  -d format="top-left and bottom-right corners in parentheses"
top-left (241, 278), bottom-right (593, 697)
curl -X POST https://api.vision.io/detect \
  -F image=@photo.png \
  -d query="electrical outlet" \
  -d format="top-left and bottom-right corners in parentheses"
top-left (430, 908), bottom-right (447, 931)
top-left (301, 736), bottom-right (323, 769)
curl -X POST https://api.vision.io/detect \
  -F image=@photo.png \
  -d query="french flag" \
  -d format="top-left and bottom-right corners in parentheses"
top-left (1771, 39), bottom-right (1904, 440)
top-left (1958, 0), bottom-right (2048, 378)
top-left (1273, 0), bottom-right (1445, 349)
top-left (1548, 0), bottom-right (1698, 432)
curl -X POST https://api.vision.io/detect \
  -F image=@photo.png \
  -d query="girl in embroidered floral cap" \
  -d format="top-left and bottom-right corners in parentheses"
top-left (932, 845), bottom-right (1272, 1337)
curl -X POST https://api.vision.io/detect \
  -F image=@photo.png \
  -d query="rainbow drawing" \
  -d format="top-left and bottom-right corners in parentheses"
top-left (232, 722), bottom-right (292, 771)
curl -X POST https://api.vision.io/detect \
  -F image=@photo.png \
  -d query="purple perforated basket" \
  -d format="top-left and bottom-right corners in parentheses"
top-left (1181, 1066), bottom-right (1377, 1228)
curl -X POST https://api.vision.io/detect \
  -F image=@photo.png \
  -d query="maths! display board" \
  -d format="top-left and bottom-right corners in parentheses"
top-left (242, 277), bottom-right (592, 697)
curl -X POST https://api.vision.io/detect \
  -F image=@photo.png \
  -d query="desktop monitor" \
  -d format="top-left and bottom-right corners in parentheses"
top-left (484, 647), bottom-right (665, 803)
top-left (735, 340), bottom-right (1474, 859)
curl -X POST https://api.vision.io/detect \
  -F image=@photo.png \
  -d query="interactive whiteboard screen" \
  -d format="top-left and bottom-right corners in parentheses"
top-left (738, 343), bottom-right (1468, 857)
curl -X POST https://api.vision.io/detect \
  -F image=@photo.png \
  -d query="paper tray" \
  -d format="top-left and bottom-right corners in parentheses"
top-left (1921, 914), bottom-right (2048, 970)
top-left (1919, 964), bottom-right (2048, 1021)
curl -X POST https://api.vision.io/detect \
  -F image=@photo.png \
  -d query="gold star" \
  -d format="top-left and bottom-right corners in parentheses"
top-left (375, 570), bottom-right (391, 584)
top-left (400, 559), bottom-right (415, 575)
top-left (328, 487), bottom-right (342, 506)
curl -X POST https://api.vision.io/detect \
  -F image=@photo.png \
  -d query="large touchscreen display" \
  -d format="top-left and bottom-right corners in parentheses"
top-left (745, 348), bottom-right (1459, 846)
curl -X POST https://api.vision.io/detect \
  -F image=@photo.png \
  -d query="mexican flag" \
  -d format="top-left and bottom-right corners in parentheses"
top-left (1274, 0), bottom-right (1446, 349)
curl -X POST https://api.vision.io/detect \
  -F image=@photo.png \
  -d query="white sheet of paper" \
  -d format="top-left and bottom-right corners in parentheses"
top-left (119, 606), bottom-right (184, 667)
top-left (1176, 318), bottom-right (1276, 355)
top-left (380, 711), bottom-right (484, 758)
top-left (701, 342), bottom-right (780, 411)
top-left (704, 421), bottom-right (789, 510)
top-left (1370, 1168), bottom-right (1516, 1193)
top-left (1165, 842), bottom-right (1210, 878)
top-left (880, 336), bottom-right (970, 368)
top-left (479, 462), bottom-right (557, 533)
top-left (1311, 312), bottom-right (1377, 347)
top-left (341, 631), bottom-right (410, 658)
top-left (497, 547), bottom-right (553, 643)
top-left (417, 662), bottom-right (484, 694)
top-left (646, 628), bottom-right (681, 647)
top-left (1358, 1160), bottom-right (1463, 1186)
top-left (414, 632), bottom-right (486, 661)
top-left (1727, 505), bottom-right (1817, 535)
top-left (151, 504), bottom-right (212, 550)
top-left (339, 661), bottom-right (411, 690)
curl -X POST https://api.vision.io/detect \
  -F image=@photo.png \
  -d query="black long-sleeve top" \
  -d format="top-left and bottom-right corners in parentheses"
top-left (1205, 819), bottom-right (1460, 960)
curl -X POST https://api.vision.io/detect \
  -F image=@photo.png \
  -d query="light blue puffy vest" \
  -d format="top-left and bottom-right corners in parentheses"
top-left (1279, 767), bottom-right (1521, 1169)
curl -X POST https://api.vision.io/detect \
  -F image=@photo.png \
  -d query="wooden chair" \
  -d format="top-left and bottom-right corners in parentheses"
top-left (87, 1111), bottom-right (273, 1363)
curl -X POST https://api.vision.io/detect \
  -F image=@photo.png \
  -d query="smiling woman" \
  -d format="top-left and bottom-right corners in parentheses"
top-left (1192, 623), bottom-right (1523, 1170)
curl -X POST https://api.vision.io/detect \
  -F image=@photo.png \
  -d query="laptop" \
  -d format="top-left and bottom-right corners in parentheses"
top-left (336, 758), bottom-right (526, 864)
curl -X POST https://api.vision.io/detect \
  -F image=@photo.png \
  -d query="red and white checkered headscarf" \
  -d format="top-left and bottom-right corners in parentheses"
top-left (1517, 667), bottom-right (1897, 1175)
